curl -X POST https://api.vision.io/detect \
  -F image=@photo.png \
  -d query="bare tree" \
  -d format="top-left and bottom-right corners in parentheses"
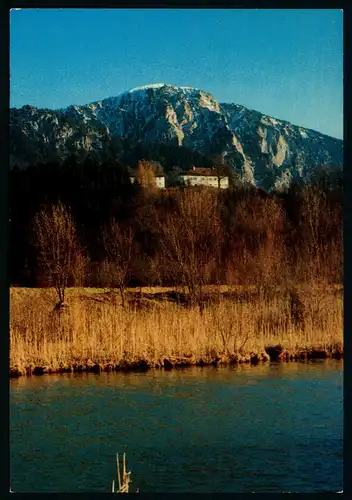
top-left (32, 201), bottom-right (88, 306)
top-left (102, 219), bottom-right (135, 307)
top-left (135, 160), bottom-right (158, 192)
top-left (212, 154), bottom-right (232, 189)
top-left (155, 188), bottom-right (222, 304)
top-left (134, 252), bottom-right (163, 294)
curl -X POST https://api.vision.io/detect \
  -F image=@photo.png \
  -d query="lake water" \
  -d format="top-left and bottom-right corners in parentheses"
top-left (10, 360), bottom-right (343, 493)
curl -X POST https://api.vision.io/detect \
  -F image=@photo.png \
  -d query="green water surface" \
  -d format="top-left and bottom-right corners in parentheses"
top-left (10, 360), bottom-right (343, 493)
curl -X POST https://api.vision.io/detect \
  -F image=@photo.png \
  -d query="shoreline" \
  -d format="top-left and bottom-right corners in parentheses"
top-left (10, 347), bottom-right (343, 378)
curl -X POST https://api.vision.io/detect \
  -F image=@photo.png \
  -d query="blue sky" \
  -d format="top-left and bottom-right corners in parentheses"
top-left (10, 8), bottom-right (343, 139)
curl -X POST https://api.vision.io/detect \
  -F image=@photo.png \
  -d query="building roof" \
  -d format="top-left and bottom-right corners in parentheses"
top-left (183, 167), bottom-right (220, 176)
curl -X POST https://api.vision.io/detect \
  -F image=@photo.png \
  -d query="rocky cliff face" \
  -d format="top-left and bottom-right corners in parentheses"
top-left (10, 83), bottom-right (343, 190)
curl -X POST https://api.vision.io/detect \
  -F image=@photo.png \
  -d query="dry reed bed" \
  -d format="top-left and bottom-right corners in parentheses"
top-left (10, 286), bottom-right (343, 377)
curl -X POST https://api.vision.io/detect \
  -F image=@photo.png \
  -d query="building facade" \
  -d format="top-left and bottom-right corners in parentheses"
top-left (180, 167), bottom-right (229, 189)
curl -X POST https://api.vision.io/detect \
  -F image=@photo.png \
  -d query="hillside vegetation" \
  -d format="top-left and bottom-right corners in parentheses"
top-left (10, 159), bottom-right (342, 290)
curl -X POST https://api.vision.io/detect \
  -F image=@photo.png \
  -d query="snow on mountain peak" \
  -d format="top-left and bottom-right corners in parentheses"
top-left (129, 83), bottom-right (167, 92)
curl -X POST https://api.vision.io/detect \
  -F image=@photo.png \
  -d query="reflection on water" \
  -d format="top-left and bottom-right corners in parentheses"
top-left (10, 360), bottom-right (343, 493)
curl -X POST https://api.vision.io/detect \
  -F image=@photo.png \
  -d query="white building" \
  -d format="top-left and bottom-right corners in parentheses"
top-left (130, 176), bottom-right (165, 189)
top-left (180, 167), bottom-right (229, 189)
top-left (155, 176), bottom-right (165, 189)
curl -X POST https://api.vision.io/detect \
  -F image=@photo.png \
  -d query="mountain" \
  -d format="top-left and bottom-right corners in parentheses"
top-left (10, 83), bottom-right (343, 190)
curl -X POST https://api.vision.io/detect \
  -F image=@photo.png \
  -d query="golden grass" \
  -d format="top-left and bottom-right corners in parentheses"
top-left (10, 286), bottom-right (343, 376)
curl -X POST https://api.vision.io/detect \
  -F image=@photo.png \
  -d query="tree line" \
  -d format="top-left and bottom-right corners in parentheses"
top-left (10, 157), bottom-right (342, 305)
